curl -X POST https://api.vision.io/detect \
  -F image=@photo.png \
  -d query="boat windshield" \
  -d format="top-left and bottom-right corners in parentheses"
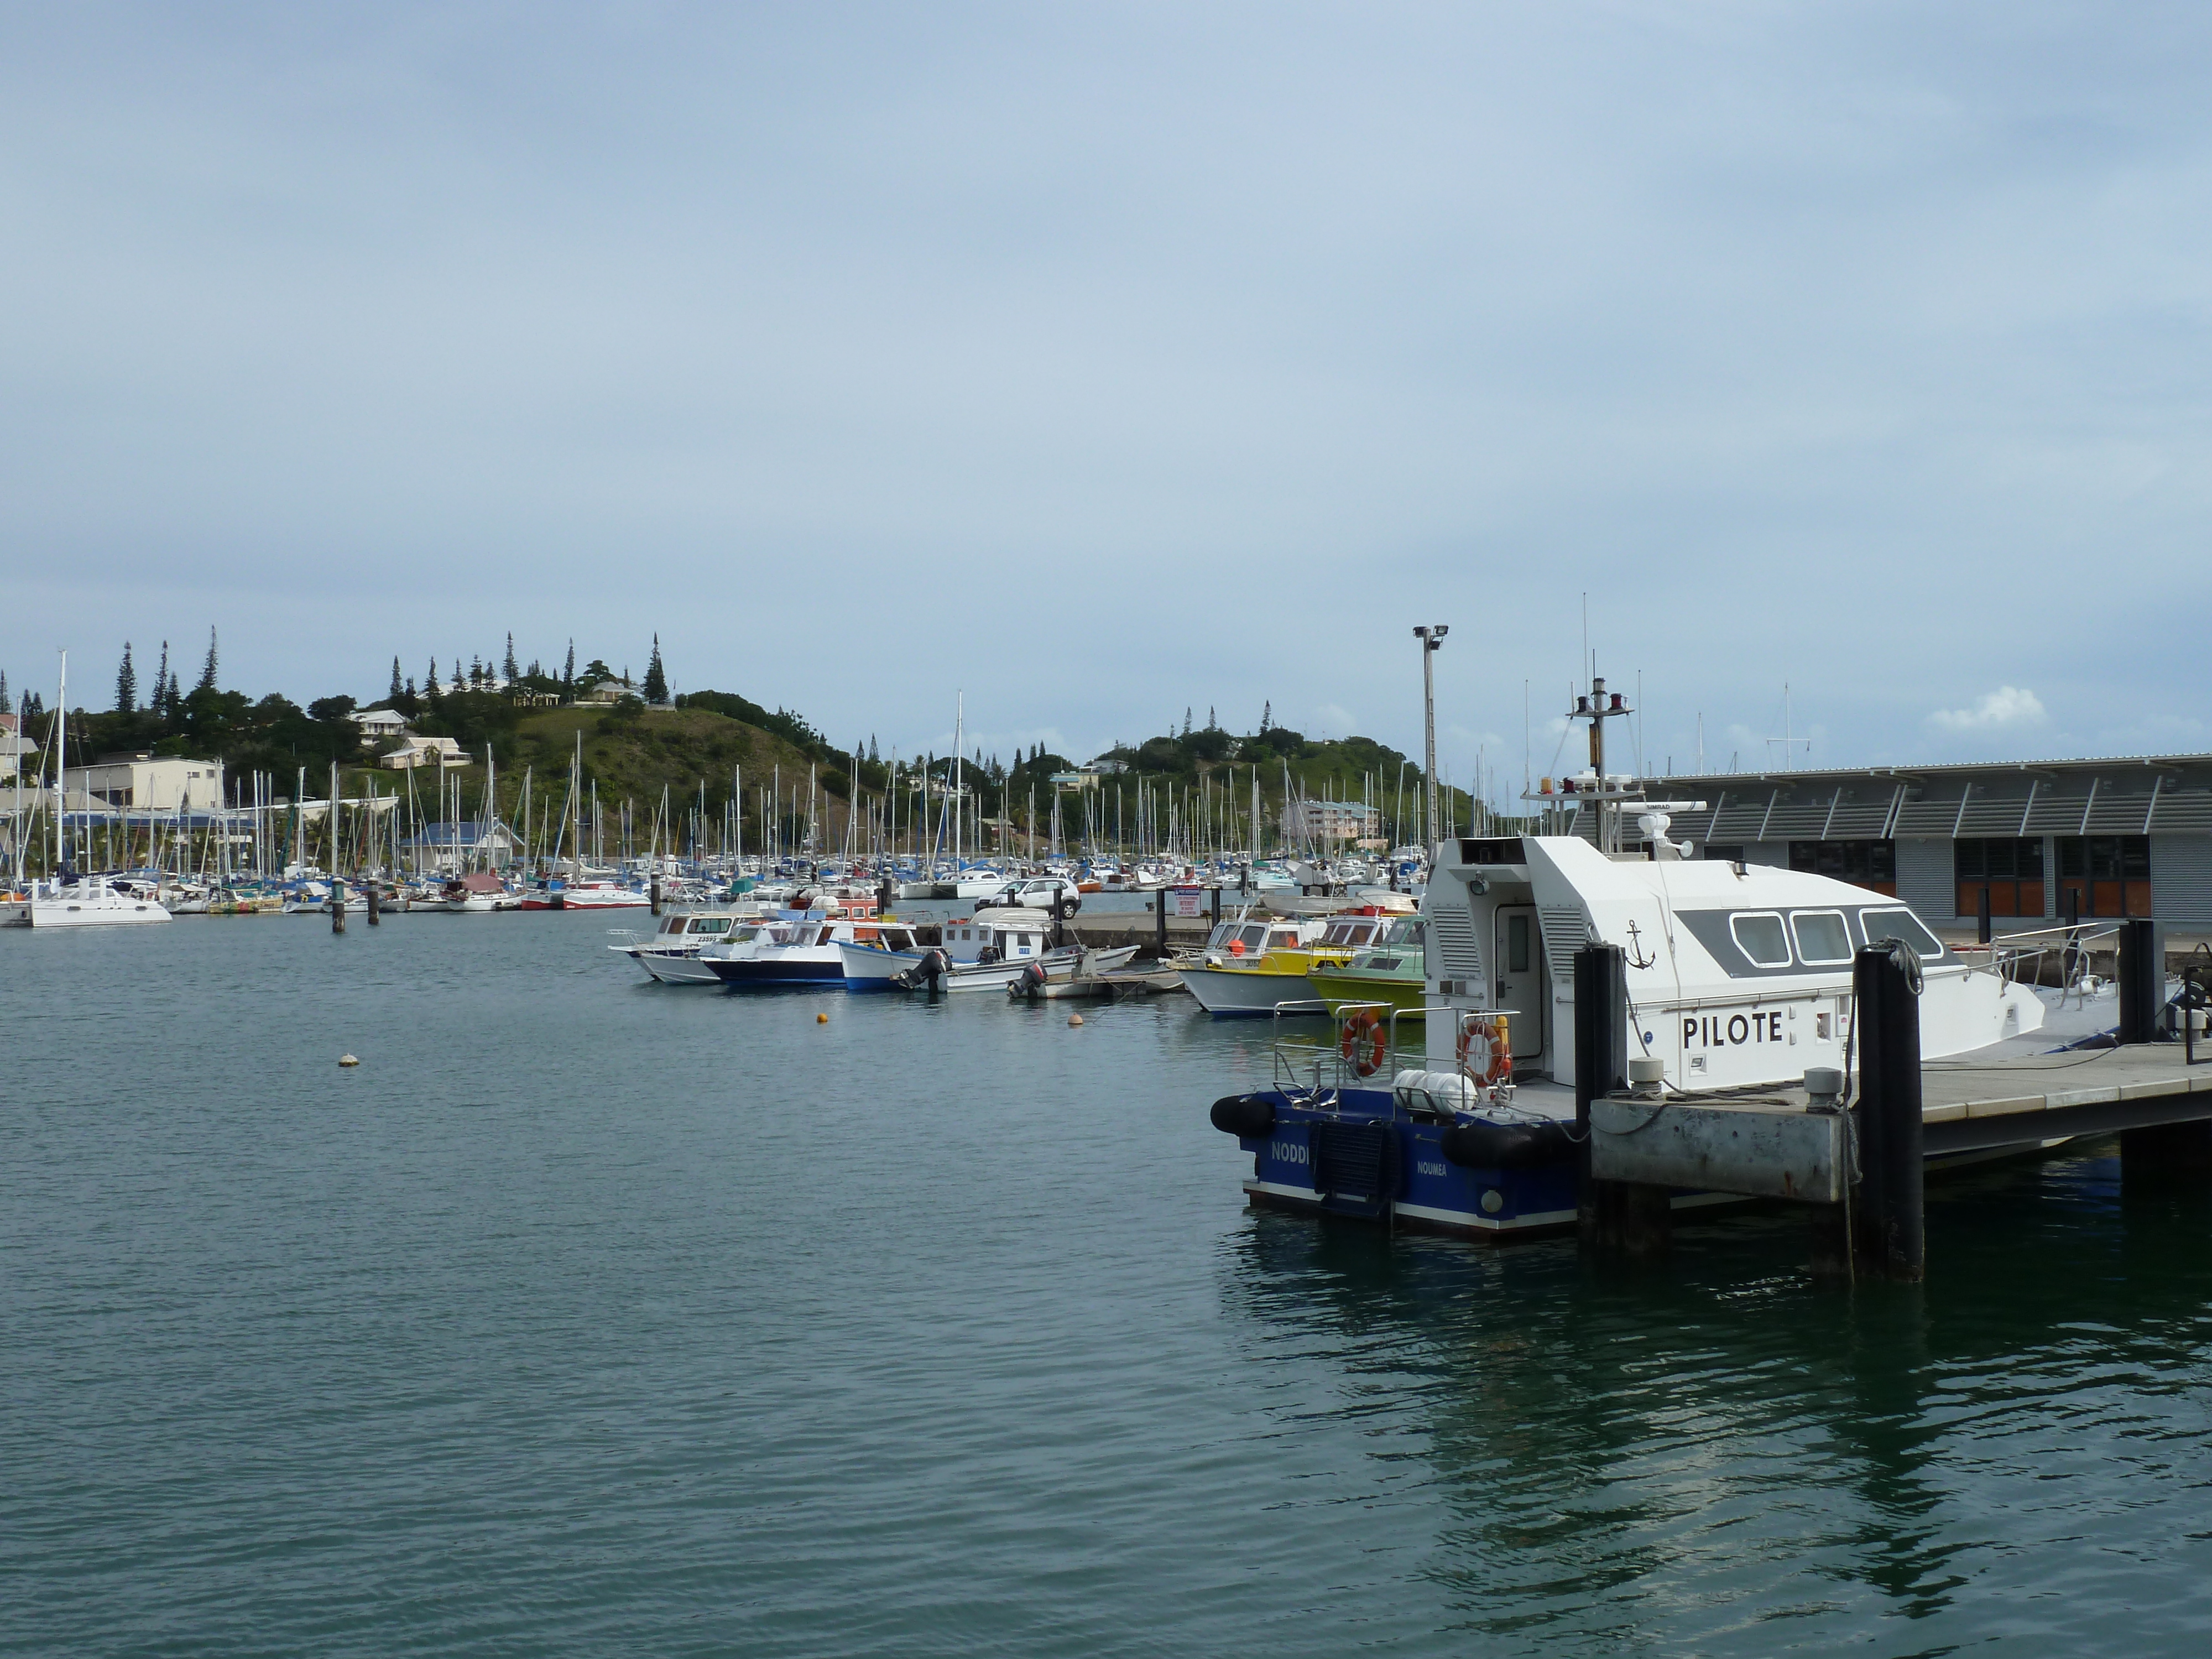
top-left (690, 917), bottom-right (731, 936)
top-left (1381, 917), bottom-right (1424, 948)
top-left (1320, 920), bottom-right (1378, 947)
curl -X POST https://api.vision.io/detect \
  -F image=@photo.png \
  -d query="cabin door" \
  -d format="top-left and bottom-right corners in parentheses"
top-left (1491, 905), bottom-right (1545, 1062)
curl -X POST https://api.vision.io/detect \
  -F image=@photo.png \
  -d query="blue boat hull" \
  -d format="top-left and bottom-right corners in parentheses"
top-left (708, 960), bottom-right (845, 988)
top-left (1232, 1087), bottom-right (1581, 1241)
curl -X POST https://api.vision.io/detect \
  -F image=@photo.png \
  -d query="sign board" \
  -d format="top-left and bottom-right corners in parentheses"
top-left (1172, 886), bottom-right (1203, 917)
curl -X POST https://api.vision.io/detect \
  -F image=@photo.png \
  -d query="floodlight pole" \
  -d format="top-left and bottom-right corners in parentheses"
top-left (1414, 624), bottom-right (1448, 858)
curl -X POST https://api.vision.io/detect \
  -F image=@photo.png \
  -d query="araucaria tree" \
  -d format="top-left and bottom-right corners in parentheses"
top-left (195, 627), bottom-right (219, 695)
top-left (389, 657), bottom-right (404, 702)
top-left (114, 643), bottom-right (137, 713)
top-left (643, 635), bottom-right (667, 704)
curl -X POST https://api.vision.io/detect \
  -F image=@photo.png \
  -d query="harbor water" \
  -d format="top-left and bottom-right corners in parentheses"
top-left (7, 916), bottom-right (2212, 1655)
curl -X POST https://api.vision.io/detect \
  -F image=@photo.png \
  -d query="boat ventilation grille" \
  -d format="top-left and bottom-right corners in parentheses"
top-left (1539, 906), bottom-right (1594, 983)
top-left (1427, 905), bottom-right (1485, 980)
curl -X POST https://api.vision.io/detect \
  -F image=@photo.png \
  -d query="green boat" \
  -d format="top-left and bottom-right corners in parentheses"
top-left (1306, 916), bottom-right (1427, 1021)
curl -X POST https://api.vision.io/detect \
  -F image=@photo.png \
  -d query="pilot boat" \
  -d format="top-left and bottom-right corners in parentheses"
top-left (1209, 678), bottom-right (2046, 1241)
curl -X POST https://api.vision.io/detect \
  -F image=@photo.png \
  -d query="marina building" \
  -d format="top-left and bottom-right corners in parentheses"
top-left (1286, 799), bottom-right (1381, 844)
top-left (1646, 754), bottom-right (2212, 936)
top-left (80, 752), bottom-right (225, 811)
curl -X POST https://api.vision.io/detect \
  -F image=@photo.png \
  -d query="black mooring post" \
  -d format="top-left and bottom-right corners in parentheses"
top-left (650, 877), bottom-right (662, 917)
top-left (1211, 885), bottom-right (1222, 927)
top-left (1853, 945), bottom-right (1924, 1281)
top-left (1976, 886), bottom-right (1991, 946)
top-left (367, 881), bottom-right (380, 925)
top-left (331, 877), bottom-right (346, 933)
top-left (1575, 943), bottom-right (1662, 1252)
top-left (1154, 887), bottom-right (1167, 958)
top-left (2116, 917), bottom-right (2164, 1045)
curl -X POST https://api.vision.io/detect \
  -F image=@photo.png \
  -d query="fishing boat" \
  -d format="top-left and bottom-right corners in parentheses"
top-left (1306, 916), bottom-right (1427, 1021)
top-left (1180, 912), bottom-right (1389, 1016)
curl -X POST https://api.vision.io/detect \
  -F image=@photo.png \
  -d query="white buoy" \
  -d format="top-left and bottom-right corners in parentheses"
top-left (1068, 1014), bottom-right (1083, 1026)
top-left (338, 1053), bottom-right (360, 1067)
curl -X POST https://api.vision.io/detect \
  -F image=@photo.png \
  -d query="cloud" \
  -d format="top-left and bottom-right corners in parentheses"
top-left (1311, 703), bottom-right (1357, 737)
top-left (1928, 687), bottom-right (2048, 733)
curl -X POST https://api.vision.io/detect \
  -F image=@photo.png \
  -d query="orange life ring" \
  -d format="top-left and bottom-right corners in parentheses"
top-left (1457, 1014), bottom-right (1514, 1086)
top-left (1228, 938), bottom-right (1246, 956)
top-left (1339, 1008), bottom-right (1387, 1078)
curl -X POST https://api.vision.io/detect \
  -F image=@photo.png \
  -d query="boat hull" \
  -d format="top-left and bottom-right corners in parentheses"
top-left (1306, 963), bottom-right (1426, 1021)
top-left (1181, 964), bottom-right (1328, 1017)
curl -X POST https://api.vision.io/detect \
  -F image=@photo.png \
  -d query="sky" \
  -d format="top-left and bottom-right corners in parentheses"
top-left (4, 3), bottom-right (2211, 804)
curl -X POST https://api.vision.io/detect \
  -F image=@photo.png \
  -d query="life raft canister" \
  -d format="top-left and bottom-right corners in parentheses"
top-left (1338, 1008), bottom-right (1387, 1078)
top-left (1457, 1013), bottom-right (1512, 1086)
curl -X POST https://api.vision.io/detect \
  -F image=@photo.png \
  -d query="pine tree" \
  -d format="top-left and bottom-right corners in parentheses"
top-left (405, 676), bottom-right (416, 699)
top-left (1182, 707), bottom-right (1192, 737)
top-left (643, 635), bottom-right (667, 703)
top-left (195, 627), bottom-right (219, 695)
top-left (0, 670), bottom-right (8, 712)
top-left (469, 655), bottom-right (484, 690)
top-left (114, 643), bottom-right (137, 713)
top-left (1207, 706), bottom-right (1217, 729)
top-left (868, 735), bottom-right (879, 764)
top-left (563, 640), bottom-right (576, 699)
top-left (1261, 701), bottom-right (1272, 733)
top-left (165, 670), bottom-right (180, 712)
top-left (426, 658), bottom-right (441, 696)
top-left (503, 633), bottom-right (518, 683)
top-left (389, 657), bottom-right (404, 702)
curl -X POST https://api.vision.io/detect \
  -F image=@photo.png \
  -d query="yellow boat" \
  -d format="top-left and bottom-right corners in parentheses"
top-left (1181, 912), bottom-right (1395, 1017)
top-left (1306, 916), bottom-right (1428, 1021)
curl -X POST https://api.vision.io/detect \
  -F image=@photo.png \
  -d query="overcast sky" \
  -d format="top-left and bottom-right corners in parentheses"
top-left (5, 3), bottom-right (2210, 799)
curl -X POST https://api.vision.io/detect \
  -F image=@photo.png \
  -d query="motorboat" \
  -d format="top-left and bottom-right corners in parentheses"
top-left (612, 906), bottom-right (766, 983)
top-left (1180, 912), bottom-right (1387, 1016)
top-left (706, 912), bottom-right (865, 988)
top-left (1306, 916), bottom-right (1427, 1021)
top-left (1213, 681), bottom-right (2048, 1240)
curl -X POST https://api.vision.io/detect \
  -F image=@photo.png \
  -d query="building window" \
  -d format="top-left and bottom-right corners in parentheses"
top-left (1788, 839), bottom-right (1897, 895)
top-left (2054, 836), bottom-right (2151, 919)
top-left (1954, 838), bottom-right (2044, 919)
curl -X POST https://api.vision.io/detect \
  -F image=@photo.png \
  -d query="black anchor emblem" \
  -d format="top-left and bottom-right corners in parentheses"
top-left (1625, 920), bottom-right (1655, 971)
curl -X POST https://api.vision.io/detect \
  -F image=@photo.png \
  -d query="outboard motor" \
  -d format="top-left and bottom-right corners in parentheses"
top-left (1013, 958), bottom-right (1050, 999)
top-left (893, 947), bottom-right (949, 991)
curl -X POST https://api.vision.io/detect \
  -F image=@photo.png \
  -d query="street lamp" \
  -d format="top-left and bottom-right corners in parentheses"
top-left (1413, 624), bottom-right (1447, 855)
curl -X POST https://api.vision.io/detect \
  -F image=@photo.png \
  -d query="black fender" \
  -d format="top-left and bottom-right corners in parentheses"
top-left (1209, 1093), bottom-right (1276, 1138)
top-left (1439, 1117), bottom-right (1574, 1170)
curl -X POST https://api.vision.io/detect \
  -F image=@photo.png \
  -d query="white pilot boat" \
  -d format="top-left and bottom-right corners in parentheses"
top-left (1215, 676), bottom-right (2047, 1241)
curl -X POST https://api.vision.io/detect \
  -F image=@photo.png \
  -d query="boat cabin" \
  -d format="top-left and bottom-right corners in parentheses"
top-left (938, 907), bottom-right (1060, 964)
top-left (1421, 833), bottom-right (2039, 1091)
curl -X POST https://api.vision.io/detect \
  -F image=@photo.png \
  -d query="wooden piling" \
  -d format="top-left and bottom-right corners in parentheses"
top-left (1853, 944), bottom-right (1923, 1280)
top-left (331, 878), bottom-right (346, 933)
top-left (367, 882), bottom-right (380, 925)
top-left (650, 877), bottom-right (662, 917)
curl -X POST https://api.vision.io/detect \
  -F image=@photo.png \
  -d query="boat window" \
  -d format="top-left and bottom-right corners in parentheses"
top-left (692, 918), bottom-right (729, 935)
top-left (1507, 913), bottom-right (1530, 973)
top-left (666, 916), bottom-right (689, 933)
top-left (816, 925), bottom-right (834, 945)
top-left (1790, 910), bottom-right (1853, 966)
top-left (1269, 928), bottom-right (1301, 950)
top-left (1859, 906), bottom-right (1943, 959)
top-left (1209, 924), bottom-right (1234, 948)
top-left (1239, 925), bottom-right (1269, 951)
top-left (1385, 919), bottom-right (1424, 948)
top-left (1018, 933), bottom-right (1033, 948)
top-left (1729, 912), bottom-right (1793, 968)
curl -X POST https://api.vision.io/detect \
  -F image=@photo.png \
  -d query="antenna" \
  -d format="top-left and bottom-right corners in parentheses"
top-left (1764, 682), bottom-right (1811, 772)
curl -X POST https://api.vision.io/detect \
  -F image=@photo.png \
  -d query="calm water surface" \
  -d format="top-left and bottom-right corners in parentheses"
top-left (7, 914), bottom-right (2212, 1655)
